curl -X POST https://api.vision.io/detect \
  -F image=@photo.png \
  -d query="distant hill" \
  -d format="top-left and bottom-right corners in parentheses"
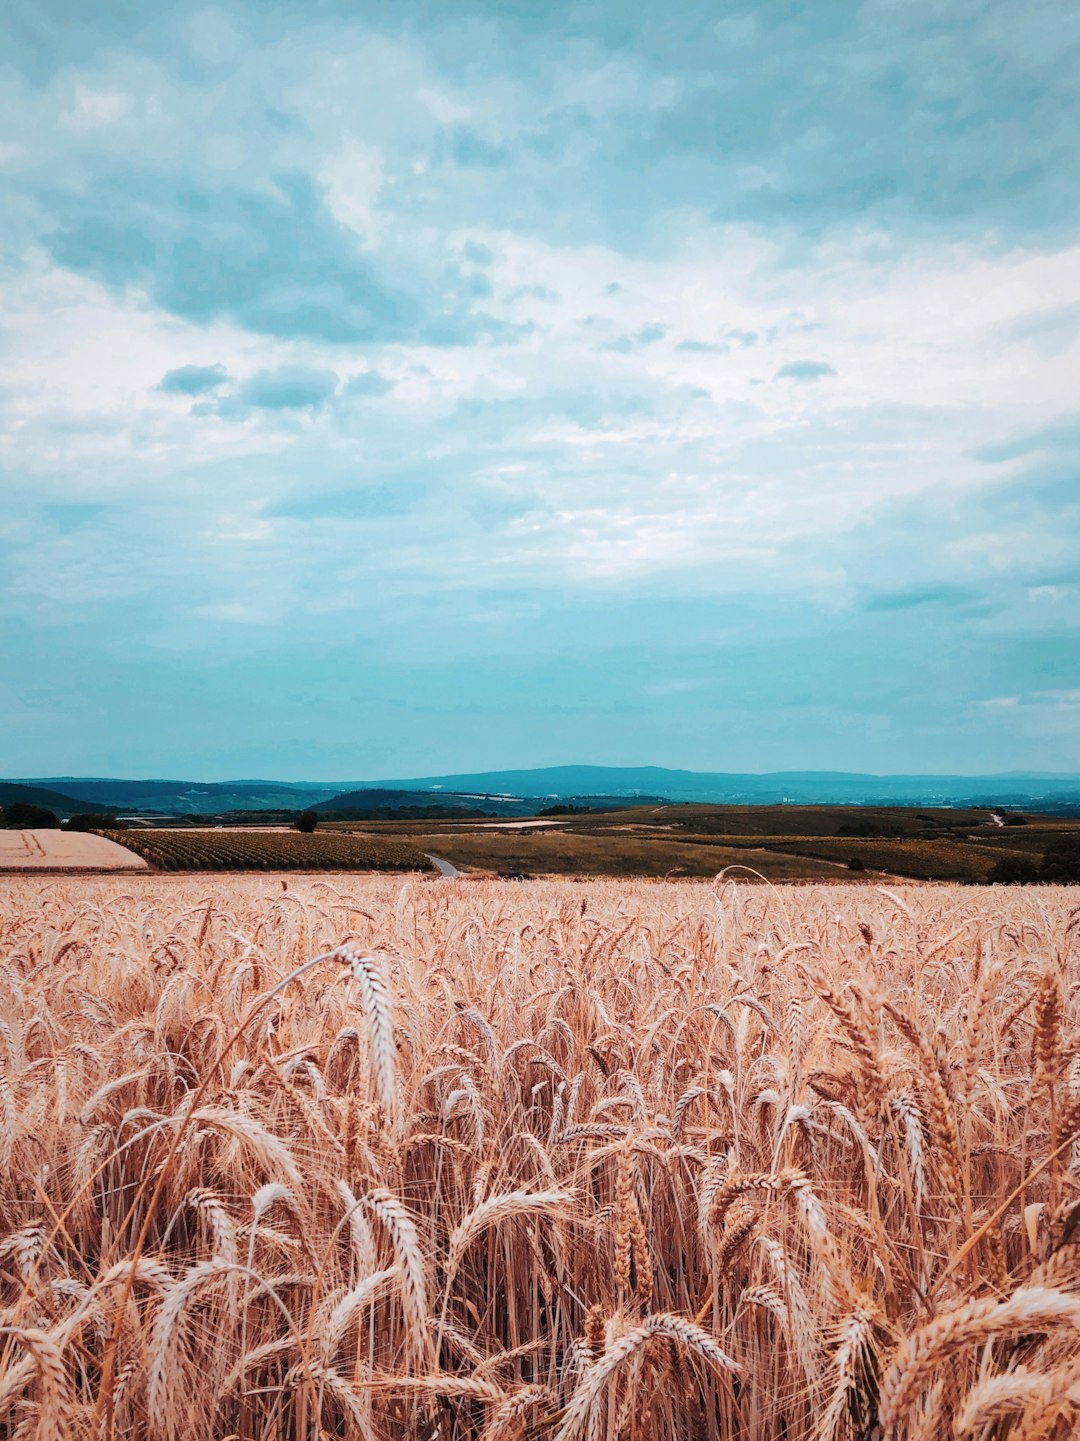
top-left (9, 767), bottom-right (1080, 817)
top-left (13, 778), bottom-right (339, 815)
top-left (315, 788), bottom-right (530, 817)
top-left (315, 788), bottom-right (670, 818)
top-left (0, 781), bottom-right (95, 818)
top-left (344, 766), bottom-right (1080, 811)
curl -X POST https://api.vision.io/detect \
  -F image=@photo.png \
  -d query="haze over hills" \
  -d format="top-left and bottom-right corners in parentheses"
top-left (2, 778), bottom-right (338, 816)
top-left (0, 781), bottom-right (107, 817)
top-left (351, 765), bottom-right (1080, 807)
top-left (4, 766), bottom-right (1080, 817)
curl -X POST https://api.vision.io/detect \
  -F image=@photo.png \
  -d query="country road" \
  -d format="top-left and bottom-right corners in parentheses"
top-left (426, 853), bottom-right (464, 878)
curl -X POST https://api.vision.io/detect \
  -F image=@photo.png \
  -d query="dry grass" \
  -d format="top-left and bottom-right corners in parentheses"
top-left (1, 875), bottom-right (1079, 1441)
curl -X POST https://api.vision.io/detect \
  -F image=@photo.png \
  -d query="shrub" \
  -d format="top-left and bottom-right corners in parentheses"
top-left (66, 813), bottom-right (124, 831)
top-left (1003, 814), bottom-right (1028, 826)
top-left (1039, 838), bottom-right (1080, 883)
top-left (847, 856), bottom-right (866, 871)
top-left (295, 810), bottom-right (319, 833)
top-left (2, 802), bottom-right (60, 829)
top-left (987, 856), bottom-right (1039, 885)
top-left (836, 821), bottom-right (905, 838)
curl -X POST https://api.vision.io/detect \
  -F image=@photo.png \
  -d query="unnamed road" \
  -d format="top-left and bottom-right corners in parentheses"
top-left (426, 853), bottom-right (464, 878)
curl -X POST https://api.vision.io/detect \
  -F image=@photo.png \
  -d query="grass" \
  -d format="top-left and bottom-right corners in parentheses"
top-left (1, 874), bottom-right (1079, 1440)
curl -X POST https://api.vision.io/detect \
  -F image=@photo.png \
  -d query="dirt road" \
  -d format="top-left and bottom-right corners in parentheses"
top-left (425, 853), bottom-right (465, 877)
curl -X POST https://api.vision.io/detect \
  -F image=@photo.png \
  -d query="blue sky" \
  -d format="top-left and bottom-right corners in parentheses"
top-left (3, 0), bottom-right (1080, 779)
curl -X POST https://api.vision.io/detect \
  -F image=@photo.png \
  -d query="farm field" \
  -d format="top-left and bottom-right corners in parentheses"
top-left (95, 827), bottom-right (434, 873)
top-left (337, 826), bottom-right (851, 880)
top-left (0, 827), bottom-right (149, 870)
top-left (1, 876), bottom-right (1079, 1440)
top-left (326, 802), bottom-right (1080, 881)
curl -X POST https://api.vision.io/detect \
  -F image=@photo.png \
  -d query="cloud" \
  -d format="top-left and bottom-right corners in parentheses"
top-left (462, 241), bottom-right (494, 265)
top-left (446, 124), bottom-right (511, 169)
top-left (974, 416), bottom-right (1080, 464)
top-left (598, 322), bottom-right (669, 353)
top-left (236, 365), bottom-right (339, 411)
top-left (41, 170), bottom-right (414, 344)
top-left (998, 301), bottom-right (1080, 356)
top-left (775, 360), bottom-right (836, 382)
top-left (863, 583), bottom-right (987, 614)
top-left (32, 163), bottom-right (529, 350)
top-left (1, 0), bottom-right (1079, 775)
top-left (343, 369), bottom-right (394, 398)
top-left (158, 363), bottom-right (229, 395)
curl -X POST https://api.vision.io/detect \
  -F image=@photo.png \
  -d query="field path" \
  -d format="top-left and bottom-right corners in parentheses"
top-left (0, 828), bottom-right (150, 871)
top-left (425, 852), bottom-right (464, 877)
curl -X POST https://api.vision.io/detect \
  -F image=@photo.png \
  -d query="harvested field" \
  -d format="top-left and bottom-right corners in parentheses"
top-left (0, 827), bottom-right (149, 870)
top-left (1, 876), bottom-right (1079, 1440)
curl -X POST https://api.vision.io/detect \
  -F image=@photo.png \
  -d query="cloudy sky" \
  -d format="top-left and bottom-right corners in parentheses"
top-left (3, 0), bottom-right (1079, 780)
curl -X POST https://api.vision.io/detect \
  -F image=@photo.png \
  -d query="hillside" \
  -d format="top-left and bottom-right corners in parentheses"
top-left (339, 765), bottom-right (1080, 810)
top-left (0, 781), bottom-right (96, 818)
top-left (314, 787), bottom-right (669, 819)
top-left (10, 767), bottom-right (1080, 818)
top-left (14, 778), bottom-right (340, 814)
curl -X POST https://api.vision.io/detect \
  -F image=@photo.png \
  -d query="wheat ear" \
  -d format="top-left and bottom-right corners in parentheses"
top-left (879, 1286), bottom-right (1080, 1433)
top-left (340, 948), bottom-right (397, 1123)
top-left (554, 1313), bottom-right (738, 1441)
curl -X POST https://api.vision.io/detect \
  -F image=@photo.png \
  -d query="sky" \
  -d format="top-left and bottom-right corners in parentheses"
top-left (3, 0), bottom-right (1080, 781)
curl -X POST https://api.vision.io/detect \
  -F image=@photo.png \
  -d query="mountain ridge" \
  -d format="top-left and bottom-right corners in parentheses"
top-left (6, 766), bottom-right (1080, 816)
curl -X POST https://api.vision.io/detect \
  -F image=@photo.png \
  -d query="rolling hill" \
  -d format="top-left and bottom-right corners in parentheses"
top-left (0, 781), bottom-right (98, 818)
top-left (14, 778), bottom-right (340, 814)
top-left (332, 766), bottom-right (1080, 811)
top-left (7, 767), bottom-right (1080, 818)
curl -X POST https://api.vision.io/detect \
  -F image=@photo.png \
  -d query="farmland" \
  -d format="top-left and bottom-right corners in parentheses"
top-left (0, 827), bottom-right (149, 870)
top-left (1, 875), bottom-right (1079, 1440)
top-left (96, 827), bottom-right (434, 873)
top-left (325, 802), bottom-right (1080, 881)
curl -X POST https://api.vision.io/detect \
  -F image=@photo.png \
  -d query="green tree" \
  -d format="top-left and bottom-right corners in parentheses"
top-left (987, 856), bottom-right (1039, 884)
top-left (2, 802), bottom-right (60, 829)
top-left (1039, 838), bottom-right (1080, 883)
top-left (295, 810), bottom-right (319, 833)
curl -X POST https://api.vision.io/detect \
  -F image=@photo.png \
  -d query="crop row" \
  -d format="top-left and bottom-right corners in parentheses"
top-left (98, 828), bottom-right (433, 872)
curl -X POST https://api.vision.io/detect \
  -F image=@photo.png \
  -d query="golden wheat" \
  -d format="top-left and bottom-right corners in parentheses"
top-left (0, 875), bottom-right (1078, 1439)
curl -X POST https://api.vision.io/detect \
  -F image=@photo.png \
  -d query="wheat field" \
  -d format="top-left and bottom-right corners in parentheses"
top-left (0, 876), bottom-right (1078, 1441)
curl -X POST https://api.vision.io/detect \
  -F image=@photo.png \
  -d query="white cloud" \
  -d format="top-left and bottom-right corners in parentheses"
top-left (60, 85), bottom-right (132, 130)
